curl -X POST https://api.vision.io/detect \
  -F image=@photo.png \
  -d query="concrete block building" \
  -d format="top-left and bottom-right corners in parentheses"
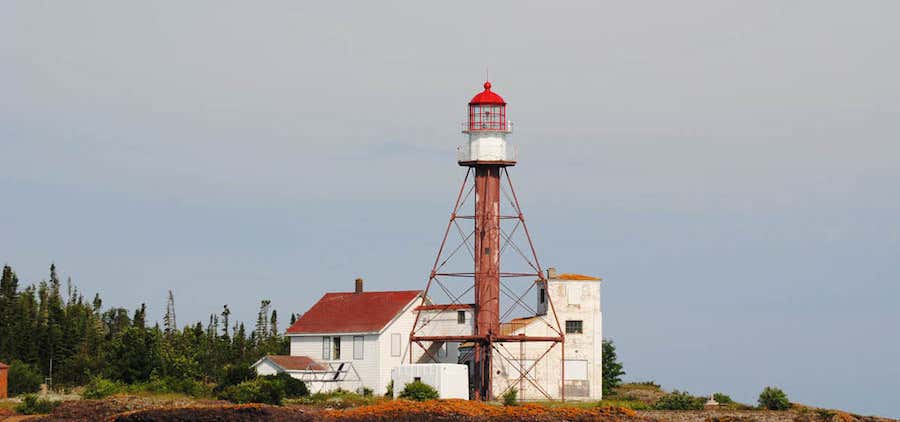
top-left (460, 268), bottom-right (603, 401)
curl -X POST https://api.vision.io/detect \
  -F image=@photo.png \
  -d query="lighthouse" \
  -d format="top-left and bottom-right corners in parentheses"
top-left (410, 81), bottom-right (565, 401)
top-left (461, 81), bottom-right (514, 340)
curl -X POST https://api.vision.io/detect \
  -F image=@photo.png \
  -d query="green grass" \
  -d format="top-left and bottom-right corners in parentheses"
top-left (285, 390), bottom-right (381, 409)
top-left (528, 399), bottom-right (650, 411)
top-left (618, 382), bottom-right (662, 391)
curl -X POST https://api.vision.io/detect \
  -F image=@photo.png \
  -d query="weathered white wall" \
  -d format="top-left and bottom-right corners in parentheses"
top-left (413, 309), bottom-right (474, 337)
top-left (285, 335), bottom-right (373, 393)
top-left (254, 359), bottom-right (280, 376)
top-left (390, 364), bottom-right (469, 399)
top-left (457, 133), bottom-right (514, 162)
top-left (491, 278), bottom-right (602, 401)
top-left (377, 299), bottom-right (429, 395)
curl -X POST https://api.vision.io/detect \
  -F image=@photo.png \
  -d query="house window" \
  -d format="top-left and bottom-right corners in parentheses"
top-left (353, 336), bottom-right (364, 360)
top-left (322, 337), bottom-right (331, 360)
top-left (457, 310), bottom-right (466, 324)
top-left (391, 333), bottom-right (401, 357)
top-left (565, 320), bottom-right (583, 334)
top-left (332, 336), bottom-right (341, 360)
top-left (539, 288), bottom-right (546, 304)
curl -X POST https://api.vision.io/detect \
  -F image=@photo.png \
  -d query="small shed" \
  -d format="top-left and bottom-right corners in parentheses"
top-left (391, 364), bottom-right (468, 400)
top-left (0, 361), bottom-right (8, 399)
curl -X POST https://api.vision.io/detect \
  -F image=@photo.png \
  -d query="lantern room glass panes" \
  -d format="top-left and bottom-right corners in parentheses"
top-left (468, 104), bottom-right (506, 131)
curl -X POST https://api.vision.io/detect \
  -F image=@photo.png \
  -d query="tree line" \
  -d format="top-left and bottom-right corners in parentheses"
top-left (0, 263), bottom-right (293, 389)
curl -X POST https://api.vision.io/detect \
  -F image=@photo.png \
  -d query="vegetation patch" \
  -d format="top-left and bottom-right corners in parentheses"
top-left (7, 359), bottom-right (43, 396)
top-left (216, 378), bottom-right (287, 405)
top-left (15, 394), bottom-right (62, 415)
top-left (757, 386), bottom-right (790, 411)
top-left (652, 390), bottom-right (705, 410)
top-left (398, 380), bottom-right (440, 402)
top-left (289, 389), bottom-right (379, 409)
top-left (501, 387), bottom-right (519, 406)
top-left (322, 399), bottom-right (647, 422)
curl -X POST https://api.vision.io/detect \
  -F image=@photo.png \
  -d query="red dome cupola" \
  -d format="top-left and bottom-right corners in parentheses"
top-left (466, 81), bottom-right (509, 132)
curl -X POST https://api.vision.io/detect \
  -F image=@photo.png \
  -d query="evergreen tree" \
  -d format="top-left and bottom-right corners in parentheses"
top-left (0, 265), bottom-right (20, 359)
top-left (255, 300), bottom-right (271, 343)
top-left (270, 309), bottom-right (278, 338)
top-left (221, 305), bottom-right (231, 339)
top-left (0, 262), bottom-right (296, 388)
top-left (164, 290), bottom-right (177, 336)
top-left (133, 303), bottom-right (147, 329)
top-left (602, 339), bottom-right (626, 396)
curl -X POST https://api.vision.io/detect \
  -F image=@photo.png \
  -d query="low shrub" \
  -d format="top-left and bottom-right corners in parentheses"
top-left (324, 400), bottom-right (640, 421)
top-left (259, 373), bottom-right (308, 399)
top-left (758, 386), bottom-right (790, 410)
top-left (7, 360), bottom-right (42, 396)
top-left (83, 376), bottom-right (122, 399)
top-left (218, 364), bottom-right (257, 389)
top-left (398, 381), bottom-right (439, 402)
top-left (291, 389), bottom-right (375, 409)
top-left (15, 394), bottom-right (61, 415)
top-left (384, 380), bottom-right (393, 398)
top-left (502, 387), bottom-right (518, 406)
top-left (628, 380), bottom-right (660, 389)
top-left (361, 387), bottom-right (373, 397)
top-left (598, 399), bottom-right (651, 411)
top-left (217, 378), bottom-right (285, 405)
top-left (713, 393), bottom-right (733, 404)
top-left (652, 390), bottom-right (705, 410)
top-left (137, 376), bottom-right (212, 397)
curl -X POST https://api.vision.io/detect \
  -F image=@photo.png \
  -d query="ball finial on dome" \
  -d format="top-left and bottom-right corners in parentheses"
top-left (484, 81), bottom-right (492, 90)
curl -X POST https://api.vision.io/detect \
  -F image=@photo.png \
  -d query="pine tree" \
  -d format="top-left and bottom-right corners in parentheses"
top-left (164, 290), bottom-right (177, 335)
top-left (602, 339), bottom-right (626, 396)
top-left (14, 285), bottom-right (39, 363)
top-left (221, 305), bottom-right (231, 338)
top-left (255, 300), bottom-right (271, 343)
top-left (270, 309), bottom-right (278, 338)
top-left (0, 265), bottom-right (20, 359)
top-left (133, 303), bottom-right (147, 329)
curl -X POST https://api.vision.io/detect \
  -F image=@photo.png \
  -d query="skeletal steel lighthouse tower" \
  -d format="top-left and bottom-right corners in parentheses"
top-left (463, 81), bottom-right (510, 340)
top-left (410, 82), bottom-right (565, 401)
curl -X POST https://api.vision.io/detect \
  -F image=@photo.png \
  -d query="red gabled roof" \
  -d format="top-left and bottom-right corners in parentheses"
top-left (415, 304), bottom-right (474, 311)
top-left (264, 355), bottom-right (325, 371)
top-left (469, 81), bottom-right (506, 105)
top-left (286, 290), bottom-right (421, 334)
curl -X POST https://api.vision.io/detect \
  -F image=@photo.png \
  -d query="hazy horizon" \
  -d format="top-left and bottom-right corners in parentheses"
top-left (2, 1), bottom-right (898, 417)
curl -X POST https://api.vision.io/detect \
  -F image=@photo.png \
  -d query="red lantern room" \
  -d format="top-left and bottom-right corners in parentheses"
top-left (466, 81), bottom-right (509, 132)
top-left (458, 81), bottom-right (515, 165)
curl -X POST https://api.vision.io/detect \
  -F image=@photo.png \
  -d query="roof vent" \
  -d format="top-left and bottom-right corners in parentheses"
top-left (355, 278), bottom-right (364, 294)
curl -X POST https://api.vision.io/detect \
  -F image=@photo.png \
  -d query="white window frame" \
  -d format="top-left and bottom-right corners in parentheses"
top-left (353, 335), bottom-right (364, 360)
top-left (322, 336), bottom-right (331, 360)
top-left (332, 336), bottom-right (341, 360)
top-left (391, 333), bottom-right (401, 357)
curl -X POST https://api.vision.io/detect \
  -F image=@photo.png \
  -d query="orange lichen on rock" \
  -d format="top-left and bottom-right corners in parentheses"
top-left (556, 273), bottom-right (602, 281)
top-left (322, 399), bottom-right (644, 421)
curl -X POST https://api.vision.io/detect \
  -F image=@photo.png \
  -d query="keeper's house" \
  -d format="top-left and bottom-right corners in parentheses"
top-left (252, 279), bottom-right (435, 394)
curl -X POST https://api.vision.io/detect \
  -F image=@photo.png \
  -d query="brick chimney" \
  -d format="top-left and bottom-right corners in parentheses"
top-left (547, 267), bottom-right (557, 279)
top-left (355, 278), bottom-right (364, 294)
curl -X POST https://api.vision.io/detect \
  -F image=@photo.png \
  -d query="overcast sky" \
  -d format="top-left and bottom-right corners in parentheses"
top-left (2, 1), bottom-right (898, 417)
